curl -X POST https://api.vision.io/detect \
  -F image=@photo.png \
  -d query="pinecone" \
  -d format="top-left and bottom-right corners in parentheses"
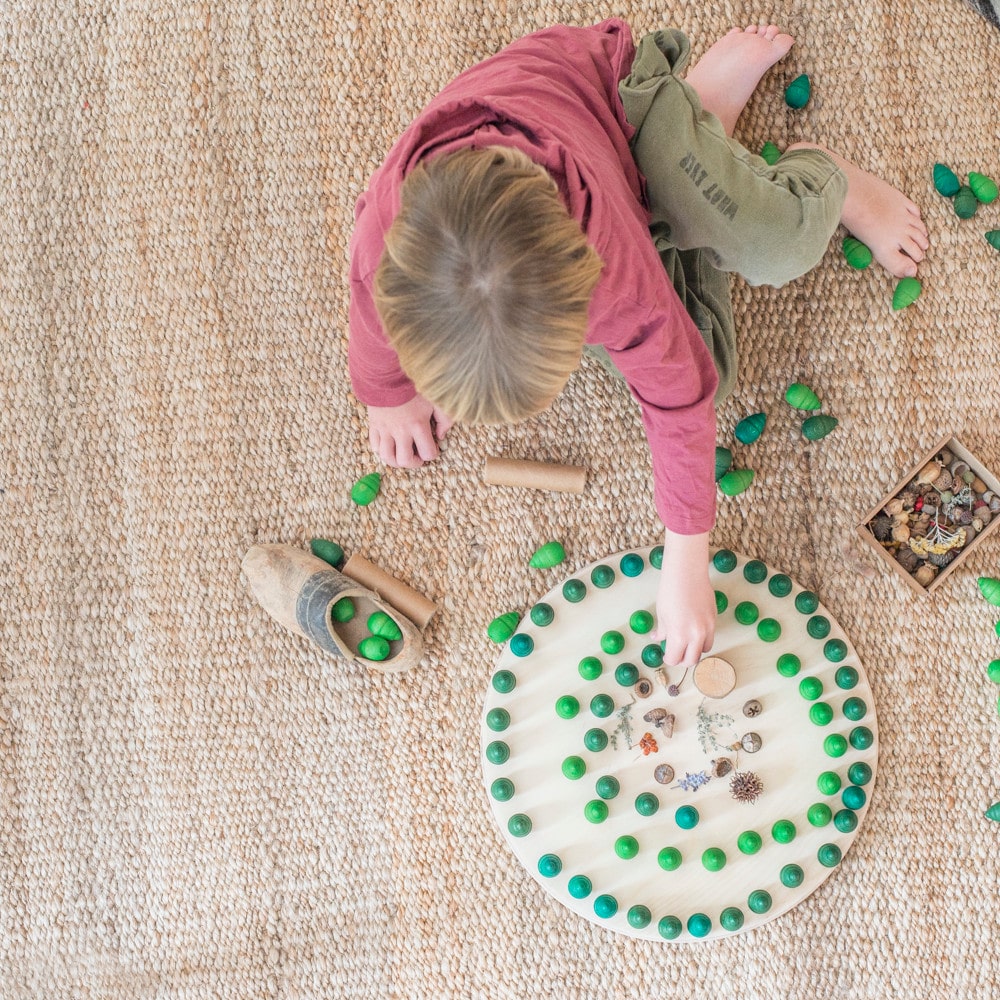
top-left (729, 770), bottom-right (764, 804)
top-left (871, 513), bottom-right (893, 542)
top-left (929, 550), bottom-right (958, 569)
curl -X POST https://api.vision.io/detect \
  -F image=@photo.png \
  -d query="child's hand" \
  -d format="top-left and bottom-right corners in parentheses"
top-left (653, 530), bottom-right (716, 668)
top-left (367, 394), bottom-right (454, 468)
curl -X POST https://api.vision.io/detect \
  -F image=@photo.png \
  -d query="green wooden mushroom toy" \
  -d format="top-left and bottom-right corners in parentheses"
top-left (487, 612), bottom-right (521, 644)
top-left (785, 383), bottom-right (822, 410)
top-left (842, 237), bottom-right (873, 270)
top-left (977, 577), bottom-right (1000, 607)
top-left (784, 74), bottom-right (811, 109)
top-left (734, 412), bottom-right (767, 445)
top-left (760, 141), bottom-right (781, 166)
top-left (932, 162), bottom-right (961, 198)
top-left (802, 415), bottom-right (839, 441)
top-left (351, 472), bottom-right (382, 506)
top-left (529, 541), bottom-right (566, 568)
top-left (954, 185), bottom-right (979, 219)
top-left (718, 469), bottom-right (754, 496)
top-left (969, 171), bottom-right (998, 204)
top-left (310, 538), bottom-right (346, 570)
top-left (892, 277), bottom-right (922, 311)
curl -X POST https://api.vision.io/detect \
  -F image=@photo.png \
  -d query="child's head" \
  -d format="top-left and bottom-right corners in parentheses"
top-left (374, 145), bottom-right (602, 424)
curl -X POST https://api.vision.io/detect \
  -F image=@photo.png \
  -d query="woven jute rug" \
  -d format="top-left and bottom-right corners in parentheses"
top-left (2, 2), bottom-right (999, 997)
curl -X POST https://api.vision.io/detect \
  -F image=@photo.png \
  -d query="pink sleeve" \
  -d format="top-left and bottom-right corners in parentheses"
top-left (347, 272), bottom-right (417, 408)
top-left (601, 303), bottom-right (718, 535)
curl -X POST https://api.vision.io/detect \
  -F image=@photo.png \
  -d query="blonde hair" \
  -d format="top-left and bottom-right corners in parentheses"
top-left (374, 146), bottom-right (603, 424)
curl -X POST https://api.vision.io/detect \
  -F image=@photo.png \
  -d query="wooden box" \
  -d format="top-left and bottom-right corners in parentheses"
top-left (856, 434), bottom-right (1000, 596)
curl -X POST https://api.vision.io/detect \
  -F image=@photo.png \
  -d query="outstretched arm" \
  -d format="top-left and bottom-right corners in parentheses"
top-left (654, 528), bottom-right (715, 668)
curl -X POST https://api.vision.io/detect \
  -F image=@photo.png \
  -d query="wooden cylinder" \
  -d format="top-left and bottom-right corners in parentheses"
top-left (483, 456), bottom-right (587, 494)
top-left (342, 553), bottom-right (439, 629)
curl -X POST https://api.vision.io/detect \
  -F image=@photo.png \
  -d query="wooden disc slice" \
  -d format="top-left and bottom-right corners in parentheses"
top-left (693, 656), bottom-right (737, 698)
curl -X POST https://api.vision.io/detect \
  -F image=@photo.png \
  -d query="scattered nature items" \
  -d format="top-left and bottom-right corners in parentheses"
top-left (717, 383), bottom-right (837, 498)
top-left (862, 444), bottom-right (999, 591)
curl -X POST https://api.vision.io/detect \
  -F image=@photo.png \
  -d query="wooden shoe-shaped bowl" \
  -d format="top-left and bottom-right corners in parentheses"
top-left (242, 544), bottom-right (424, 672)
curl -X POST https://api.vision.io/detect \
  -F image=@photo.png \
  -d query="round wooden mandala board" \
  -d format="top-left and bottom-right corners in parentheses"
top-left (480, 547), bottom-right (878, 942)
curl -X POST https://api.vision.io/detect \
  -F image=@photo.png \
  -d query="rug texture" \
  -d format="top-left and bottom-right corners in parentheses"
top-left (2, 2), bottom-right (1000, 998)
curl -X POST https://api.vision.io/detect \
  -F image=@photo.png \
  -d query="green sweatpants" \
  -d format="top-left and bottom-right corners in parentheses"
top-left (596, 28), bottom-right (849, 402)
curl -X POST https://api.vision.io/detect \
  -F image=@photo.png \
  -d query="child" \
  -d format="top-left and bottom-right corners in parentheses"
top-left (348, 20), bottom-right (928, 668)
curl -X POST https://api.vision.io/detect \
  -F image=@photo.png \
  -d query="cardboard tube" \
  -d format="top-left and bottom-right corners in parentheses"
top-left (342, 553), bottom-right (439, 629)
top-left (483, 457), bottom-right (587, 494)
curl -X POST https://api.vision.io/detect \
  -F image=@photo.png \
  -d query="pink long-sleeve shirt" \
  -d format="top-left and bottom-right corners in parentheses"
top-left (348, 19), bottom-right (718, 534)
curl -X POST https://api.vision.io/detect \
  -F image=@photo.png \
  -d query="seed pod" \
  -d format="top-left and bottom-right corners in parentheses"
top-left (529, 541), bottom-right (566, 568)
top-left (350, 472), bottom-right (381, 506)
top-left (718, 469), bottom-right (754, 496)
top-left (715, 446), bottom-right (733, 481)
top-left (310, 537), bottom-right (345, 569)
top-left (969, 171), bottom-right (999, 204)
top-left (760, 141), bottom-right (781, 165)
top-left (977, 577), bottom-right (1000, 606)
top-left (654, 764), bottom-right (675, 785)
top-left (892, 276), bottom-right (922, 311)
top-left (734, 412), bottom-right (767, 444)
top-left (487, 612), bottom-right (521, 643)
top-left (932, 162), bottom-right (961, 197)
top-left (358, 635), bottom-right (391, 661)
top-left (785, 382), bottom-right (822, 410)
top-left (367, 611), bottom-right (403, 641)
top-left (784, 74), bottom-right (811, 109)
top-left (986, 230), bottom-right (1000, 252)
top-left (842, 236), bottom-right (873, 270)
top-left (801, 414), bottom-right (838, 441)
top-left (954, 185), bottom-right (978, 219)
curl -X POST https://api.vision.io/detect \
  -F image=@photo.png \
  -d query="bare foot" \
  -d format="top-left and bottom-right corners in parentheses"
top-left (788, 143), bottom-right (930, 277)
top-left (685, 25), bottom-right (796, 136)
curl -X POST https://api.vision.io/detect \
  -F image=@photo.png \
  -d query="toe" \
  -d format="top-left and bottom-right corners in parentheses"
top-left (902, 238), bottom-right (926, 264)
top-left (763, 25), bottom-right (780, 40)
top-left (892, 252), bottom-right (919, 278)
top-left (745, 25), bottom-right (760, 34)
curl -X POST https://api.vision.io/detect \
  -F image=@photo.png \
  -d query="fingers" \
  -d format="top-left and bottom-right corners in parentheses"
top-left (432, 408), bottom-right (455, 439)
top-left (410, 422), bottom-right (440, 463)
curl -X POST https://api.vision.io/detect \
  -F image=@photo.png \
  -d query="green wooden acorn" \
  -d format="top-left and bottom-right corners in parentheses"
top-left (529, 541), bottom-right (566, 569)
top-left (718, 469), bottom-right (754, 496)
top-left (760, 141), bottom-right (781, 166)
top-left (715, 446), bottom-right (733, 482)
top-left (932, 162), bottom-right (960, 197)
top-left (734, 412), bottom-right (767, 445)
top-left (977, 577), bottom-right (1000, 606)
top-left (358, 635), bottom-right (391, 661)
top-left (785, 383), bottom-right (822, 410)
top-left (331, 597), bottom-right (356, 623)
top-left (784, 74), bottom-right (811, 109)
top-left (953, 185), bottom-right (978, 219)
top-left (487, 611), bottom-right (521, 644)
top-left (892, 277), bottom-right (922, 311)
top-left (987, 230), bottom-right (1000, 252)
top-left (801, 415), bottom-right (839, 441)
top-left (367, 610), bottom-right (403, 641)
top-left (310, 538), bottom-right (345, 570)
top-left (351, 472), bottom-right (381, 506)
top-left (986, 802), bottom-right (1000, 822)
top-left (842, 236), bottom-right (873, 270)
top-left (969, 171), bottom-right (999, 204)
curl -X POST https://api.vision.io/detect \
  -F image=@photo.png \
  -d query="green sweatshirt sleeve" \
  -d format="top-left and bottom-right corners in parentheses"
top-left (619, 29), bottom-right (848, 287)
